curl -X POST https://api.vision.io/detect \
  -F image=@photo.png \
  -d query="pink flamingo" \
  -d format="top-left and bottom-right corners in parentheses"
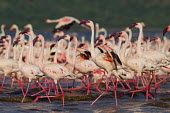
top-left (45, 16), bottom-right (90, 33)
top-left (0, 35), bottom-right (19, 89)
top-left (80, 20), bottom-right (123, 107)
top-left (32, 35), bottom-right (76, 105)
top-left (16, 31), bottom-right (45, 103)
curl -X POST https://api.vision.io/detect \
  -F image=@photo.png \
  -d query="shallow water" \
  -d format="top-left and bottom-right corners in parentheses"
top-left (0, 77), bottom-right (170, 113)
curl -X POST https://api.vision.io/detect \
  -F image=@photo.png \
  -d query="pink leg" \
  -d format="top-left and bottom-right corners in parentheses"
top-left (21, 83), bottom-right (30, 103)
top-left (58, 83), bottom-right (65, 106)
top-left (90, 77), bottom-right (109, 106)
top-left (0, 76), bottom-right (6, 90)
top-left (113, 80), bottom-right (118, 107)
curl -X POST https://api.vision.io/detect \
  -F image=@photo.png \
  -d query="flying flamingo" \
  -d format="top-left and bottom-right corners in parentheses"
top-left (45, 16), bottom-right (90, 33)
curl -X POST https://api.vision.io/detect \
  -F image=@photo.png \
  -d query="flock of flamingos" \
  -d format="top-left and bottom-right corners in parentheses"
top-left (0, 16), bottom-right (170, 107)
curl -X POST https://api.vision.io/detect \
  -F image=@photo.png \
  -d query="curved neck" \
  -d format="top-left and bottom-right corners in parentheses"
top-left (28, 33), bottom-right (35, 64)
top-left (19, 42), bottom-right (25, 69)
top-left (117, 38), bottom-right (122, 56)
top-left (161, 36), bottom-right (167, 53)
top-left (14, 26), bottom-right (19, 39)
top-left (120, 37), bottom-right (129, 64)
top-left (90, 22), bottom-right (96, 60)
top-left (5, 36), bottom-right (12, 59)
top-left (95, 23), bottom-right (99, 38)
top-left (53, 44), bottom-right (58, 63)
top-left (137, 26), bottom-right (143, 57)
top-left (38, 36), bottom-right (45, 70)
top-left (128, 29), bottom-right (132, 41)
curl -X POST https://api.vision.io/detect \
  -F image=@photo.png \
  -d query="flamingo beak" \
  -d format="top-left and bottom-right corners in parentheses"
top-left (19, 30), bottom-right (30, 35)
top-left (33, 36), bottom-right (39, 46)
top-left (58, 35), bottom-right (67, 41)
top-left (0, 36), bottom-right (8, 40)
top-left (50, 43), bottom-right (56, 50)
top-left (129, 23), bottom-right (137, 29)
top-left (13, 40), bottom-right (19, 47)
top-left (79, 20), bottom-right (90, 25)
top-left (9, 27), bottom-right (13, 31)
top-left (70, 37), bottom-right (75, 41)
top-left (163, 26), bottom-right (168, 36)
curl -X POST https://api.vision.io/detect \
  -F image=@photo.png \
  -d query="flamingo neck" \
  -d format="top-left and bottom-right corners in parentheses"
top-left (162, 36), bottom-right (167, 53)
top-left (90, 22), bottom-right (96, 60)
top-left (38, 36), bottom-right (45, 70)
top-left (95, 23), bottom-right (99, 38)
top-left (14, 26), bottom-right (19, 39)
top-left (5, 37), bottom-right (11, 59)
top-left (128, 29), bottom-right (132, 41)
top-left (117, 38), bottom-right (122, 56)
top-left (66, 41), bottom-right (73, 65)
top-left (28, 33), bottom-right (35, 64)
top-left (120, 37), bottom-right (129, 65)
top-left (137, 26), bottom-right (143, 57)
top-left (19, 42), bottom-right (25, 69)
top-left (72, 37), bottom-right (78, 66)
top-left (53, 44), bottom-right (59, 63)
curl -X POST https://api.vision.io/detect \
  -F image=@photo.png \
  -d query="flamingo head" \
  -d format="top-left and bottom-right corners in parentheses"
top-left (79, 20), bottom-right (91, 25)
top-left (58, 35), bottom-right (67, 41)
top-left (1, 24), bottom-right (6, 28)
top-left (150, 37), bottom-right (160, 42)
top-left (70, 36), bottom-right (75, 41)
top-left (143, 37), bottom-right (150, 42)
top-left (163, 26), bottom-right (170, 36)
top-left (94, 40), bottom-right (103, 48)
top-left (95, 35), bottom-right (104, 43)
top-left (114, 31), bottom-right (127, 39)
top-left (19, 30), bottom-right (30, 35)
top-left (129, 23), bottom-right (143, 29)
top-left (24, 24), bottom-right (31, 29)
top-left (50, 43), bottom-right (56, 50)
top-left (9, 24), bottom-right (17, 31)
top-left (33, 35), bottom-right (40, 46)
top-left (13, 39), bottom-right (21, 47)
top-left (0, 48), bottom-right (5, 55)
top-left (44, 19), bottom-right (48, 23)
top-left (0, 35), bottom-right (8, 40)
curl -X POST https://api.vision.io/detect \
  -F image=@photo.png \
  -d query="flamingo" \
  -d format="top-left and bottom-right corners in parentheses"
top-left (32, 35), bottom-right (76, 105)
top-left (59, 35), bottom-right (100, 94)
top-left (0, 35), bottom-right (19, 89)
top-left (45, 16), bottom-right (90, 33)
top-left (16, 31), bottom-right (45, 103)
top-left (80, 20), bottom-right (123, 107)
top-left (129, 23), bottom-right (170, 66)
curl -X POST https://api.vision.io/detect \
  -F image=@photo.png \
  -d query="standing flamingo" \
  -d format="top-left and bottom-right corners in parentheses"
top-left (32, 35), bottom-right (76, 105)
top-left (0, 35), bottom-right (19, 89)
top-left (16, 31), bottom-right (45, 103)
top-left (80, 20), bottom-right (123, 107)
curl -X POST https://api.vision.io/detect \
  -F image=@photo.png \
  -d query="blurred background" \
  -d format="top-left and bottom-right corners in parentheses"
top-left (0, 0), bottom-right (169, 34)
